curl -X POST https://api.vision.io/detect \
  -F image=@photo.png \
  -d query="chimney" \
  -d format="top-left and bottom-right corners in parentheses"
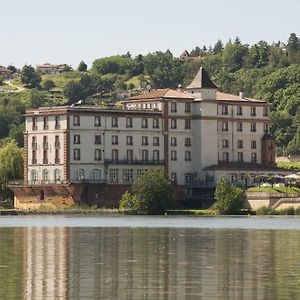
top-left (239, 92), bottom-right (244, 98)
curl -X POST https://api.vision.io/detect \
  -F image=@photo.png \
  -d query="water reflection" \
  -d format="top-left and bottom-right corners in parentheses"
top-left (1, 226), bottom-right (300, 299)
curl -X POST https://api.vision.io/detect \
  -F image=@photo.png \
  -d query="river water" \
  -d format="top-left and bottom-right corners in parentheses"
top-left (1, 216), bottom-right (300, 299)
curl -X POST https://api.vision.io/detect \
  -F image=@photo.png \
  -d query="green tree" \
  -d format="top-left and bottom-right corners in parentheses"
top-left (78, 60), bottom-right (88, 72)
top-left (213, 39), bottom-right (224, 54)
top-left (214, 176), bottom-right (244, 214)
top-left (63, 80), bottom-right (84, 103)
top-left (7, 65), bottom-right (17, 73)
top-left (119, 169), bottom-right (174, 214)
top-left (42, 79), bottom-right (55, 91)
top-left (20, 65), bottom-right (41, 88)
top-left (0, 76), bottom-right (4, 85)
top-left (223, 42), bottom-right (248, 72)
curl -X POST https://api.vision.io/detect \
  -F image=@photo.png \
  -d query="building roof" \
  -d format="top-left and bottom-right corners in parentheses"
top-left (186, 67), bottom-right (218, 89)
top-left (126, 88), bottom-right (194, 101)
top-left (0, 67), bottom-right (12, 73)
top-left (203, 162), bottom-right (288, 172)
top-left (215, 92), bottom-right (266, 103)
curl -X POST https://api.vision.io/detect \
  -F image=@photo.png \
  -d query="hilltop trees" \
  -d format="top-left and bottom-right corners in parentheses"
top-left (78, 60), bottom-right (88, 72)
top-left (20, 65), bottom-right (41, 88)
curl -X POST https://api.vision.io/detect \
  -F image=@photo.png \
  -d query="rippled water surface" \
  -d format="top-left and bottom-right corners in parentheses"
top-left (1, 216), bottom-right (300, 299)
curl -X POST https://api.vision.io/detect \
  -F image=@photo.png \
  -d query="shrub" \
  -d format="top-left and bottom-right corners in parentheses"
top-left (213, 176), bottom-right (245, 214)
top-left (256, 206), bottom-right (277, 215)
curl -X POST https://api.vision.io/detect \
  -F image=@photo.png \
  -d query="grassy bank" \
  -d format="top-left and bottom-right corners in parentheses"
top-left (247, 186), bottom-right (300, 193)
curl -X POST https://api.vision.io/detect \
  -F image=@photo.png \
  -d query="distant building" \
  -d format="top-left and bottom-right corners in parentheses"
top-left (10, 67), bottom-right (288, 209)
top-left (36, 64), bottom-right (72, 75)
top-left (0, 67), bottom-right (13, 79)
top-left (180, 50), bottom-right (193, 62)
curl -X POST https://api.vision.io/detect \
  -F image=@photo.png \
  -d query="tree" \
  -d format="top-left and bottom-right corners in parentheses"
top-left (0, 76), bottom-right (4, 85)
top-left (78, 60), bottom-right (87, 72)
top-left (63, 80), bottom-right (84, 103)
top-left (20, 65), bottom-right (41, 88)
top-left (287, 33), bottom-right (299, 54)
top-left (119, 169), bottom-right (174, 214)
top-left (42, 79), bottom-right (55, 91)
top-left (214, 176), bottom-right (244, 214)
top-left (213, 40), bottom-right (223, 54)
top-left (7, 65), bottom-right (17, 73)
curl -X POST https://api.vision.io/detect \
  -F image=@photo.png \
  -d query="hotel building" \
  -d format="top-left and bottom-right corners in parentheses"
top-left (10, 68), bottom-right (283, 208)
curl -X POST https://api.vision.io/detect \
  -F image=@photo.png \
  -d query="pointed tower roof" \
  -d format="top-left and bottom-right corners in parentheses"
top-left (186, 67), bottom-right (217, 89)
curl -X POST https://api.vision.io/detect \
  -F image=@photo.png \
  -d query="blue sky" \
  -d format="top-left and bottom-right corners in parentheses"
top-left (1, 0), bottom-right (299, 68)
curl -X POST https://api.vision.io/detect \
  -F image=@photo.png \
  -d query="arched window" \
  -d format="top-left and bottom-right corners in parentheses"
top-left (31, 170), bottom-right (38, 183)
top-left (54, 169), bottom-right (61, 183)
top-left (75, 169), bottom-right (85, 181)
top-left (91, 169), bottom-right (101, 182)
top-left (42, 169), bottom-right (49, 183)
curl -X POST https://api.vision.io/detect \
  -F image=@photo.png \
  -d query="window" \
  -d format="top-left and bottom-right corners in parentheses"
top-left (42, 169), bottom-right (49, 183)
top-left (251, 123), bottom-right (256, 132)
top-left (171, 119), bottom-right (177, 129)
top-left (222, 121), bottom-right (228, 131)
top-left (127, 149), bottom-right (133, 161)
top-left (251, 140), bottom-right (257, 149)
top-left (153, 119), bottom-right (159, 128)
top-left (112, 149), bottom-right (118, 161)
top-left (142, 136), bottom-right (148, 146)
top-left (237, 140), bottom-right (243, 149)
top-left (237, 122), bottom-right (243, 132)
top-left (238, 152), bottom-right (244, 162)
top-left (127, 136), bottom-right (133, 145)
top-left (75, 169), bottom-right (85, 181)
top-left (55, 116), bottom-right (60, 129)
top-left (109, 169), bottom-right (118, 183)
top-left (112, 135), bottom-right (118, 145)
top-left (171, 102), bottom-right (177, 113)
top-left (112, 117), bottom-right (118, 127)
top-left (251, 107), bottom-right (256, 116)
top-left (185, 138), bottom-right (191, 147)
top-left (237, 106), bottom-right (243, 116)
top-left (141, 118), bottom-right (148, 128)
top-left (94, 116), bottom-right (101, 127)
top-left (185, 151), bottom-right (191, 161)
top-left (54, 169), bottom-right (61, 183)
top-left (122, 169), bottom-right (133, 183)
top-left (126, 117), bottom-right (133, 128)
top-left (185, 103), bottom-right (191, 113)
top-left (185, 119), bottom-right (191, 129)
top-left (171, 137), bottom-right (177, 146)
top-left (91, 169), bottom-right (101, 182)
top-left (55, 135), bottom-right (60, 148)
top-left (73, 116), bottom-right (80, 126)
top-left (142, 150), bottom-right (148, 161)
top-left (74, 148), bottom-right (81, 160)
top-left (32, 150), bottom-right (37, 164)
top-left (263, 107), bottom-right (269, 117)
top-left (43, 150), bottom-right (48, 164)
top-left (95, 149), bottom-right (101, 161)
top-left (251, 153), bottom-right (257, 163)
top-left (185, 174), bottom-right (193, 184)
top-left (43, 136), bottom-right (48, 149)
top-left (171, 150), bottom-right (177, 161)
top-left (264, 123), bottom-right (269, 133)
top-left (74, 134), bottom-right (80, 144)
top-left (55, 149), bottom-right (60, 164)
top-left (32, 116), bottom-right (37, 131)
top-left (95, 135), bottom-right (101, 145)
top-left (222, 105), bottom-right (228, 115)
top-left (31, 170), bottom-right (38, 183)
top-left (32, 136), bottom-right (37, 149)
top-left (153, 150), bottom-right (159, 161)
top-left (223, 152), bottom-right (229, 162)
top-left (171, 172), bottom-right (177, 183)
top-left (43, 117), bottom-right (48, 130)
top-left (222, 139), bottom-right (229, 148)
top-left (153, 137), bottom-right (160, 146)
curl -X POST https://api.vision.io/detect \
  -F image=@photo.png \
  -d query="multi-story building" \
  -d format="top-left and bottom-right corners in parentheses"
top-left (10, 67), bottom-right (286, 208)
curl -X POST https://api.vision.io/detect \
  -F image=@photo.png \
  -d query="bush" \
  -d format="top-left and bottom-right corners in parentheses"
top-left (119, 169), bottom-right (174, 214)
top-left (256, 206), bottom-right (277, 215)
top-left (213, 176), bottom-right (244, 214)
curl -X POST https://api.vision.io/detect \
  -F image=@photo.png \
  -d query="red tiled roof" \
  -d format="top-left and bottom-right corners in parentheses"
top-left (216, 92), bottom-right (266, 103)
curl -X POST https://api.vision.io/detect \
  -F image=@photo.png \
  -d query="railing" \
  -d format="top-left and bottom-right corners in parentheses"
top-left (185, 181), bottom-right (216, 188)
top-left (104, 159), bottom-right (164, 165)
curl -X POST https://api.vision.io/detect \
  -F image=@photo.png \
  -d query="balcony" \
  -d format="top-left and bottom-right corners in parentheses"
top-left (104, 159), bottom-right (164, 165)
top-left (43, 159), bottom-right (49, 164)
top-left (43, 125), bottom-right (49, 130)
top-left (32, 159), bottom-right (37, 165)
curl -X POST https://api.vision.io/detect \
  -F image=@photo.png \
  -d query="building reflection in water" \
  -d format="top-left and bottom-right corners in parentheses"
top-left (5, 227), bottom-right (300, 299)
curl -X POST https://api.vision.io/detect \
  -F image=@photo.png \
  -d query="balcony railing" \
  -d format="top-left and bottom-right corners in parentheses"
top-left (43, 159), bottom-right (49, 164)
top-left (104, 159), bottom-right (164, 165)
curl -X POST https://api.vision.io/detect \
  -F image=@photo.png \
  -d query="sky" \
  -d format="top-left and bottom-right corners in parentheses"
top-left (1, 0), bottom-right (299, 68)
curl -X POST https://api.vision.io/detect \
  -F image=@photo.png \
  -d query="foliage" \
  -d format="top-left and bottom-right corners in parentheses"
top-left (78, 60), bottom-right (88, 72)
top-left (213, 176), bottom-right (245, 214)
top-left (63, 80), bottom-right (84, 103)
top-left (0, 76), bottom-right (4, 85)
top-left (276, 162), bottom-right (300, 171)
top-left (42, 79), bottom-right (55, 91)
top-left (119, 169), bottom-right (174, 214)
top-left (20, 65), bottom-right (41, 88)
